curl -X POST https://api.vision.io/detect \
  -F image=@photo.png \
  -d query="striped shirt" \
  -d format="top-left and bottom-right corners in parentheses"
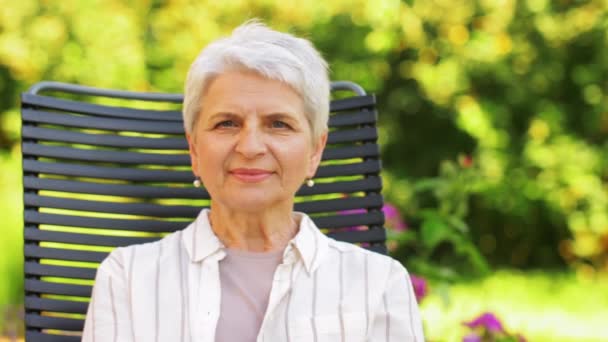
top-left (82, 209), bottom-right (425, 341)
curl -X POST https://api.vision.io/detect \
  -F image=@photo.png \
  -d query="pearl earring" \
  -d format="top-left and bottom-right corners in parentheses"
top-left (306, 178), bottom-right (315, 187)
top-left (193, 176), bottom-right (201, 188)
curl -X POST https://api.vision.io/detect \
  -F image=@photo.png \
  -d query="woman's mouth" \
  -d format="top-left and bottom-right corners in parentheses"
top-left (229, 168), bottom-right (273, 183)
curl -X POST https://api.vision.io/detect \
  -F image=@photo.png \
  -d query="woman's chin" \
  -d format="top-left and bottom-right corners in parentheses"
top-left (217, 192), bottom-right (286, 212)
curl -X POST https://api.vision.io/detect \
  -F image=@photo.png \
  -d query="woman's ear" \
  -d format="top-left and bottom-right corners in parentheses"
top-left (307, 131), bottom-right (328, 178)
top-left (186, 133), bottom-right (199, 175)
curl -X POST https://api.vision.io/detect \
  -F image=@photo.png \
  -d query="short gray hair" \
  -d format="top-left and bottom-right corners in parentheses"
top-left (182, 20), bottom-right (330, 142)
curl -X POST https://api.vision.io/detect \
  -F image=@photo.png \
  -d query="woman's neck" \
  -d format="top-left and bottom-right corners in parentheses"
top-left (208, 203), bottom-right (299, 252)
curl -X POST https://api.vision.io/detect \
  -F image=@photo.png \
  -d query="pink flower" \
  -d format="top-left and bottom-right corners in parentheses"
top-left (340, 208), bottom-right (367, 215)
top-left (382, 203), bottom-right (408, 231)
top-left (463, 312), bottom-right (526, 341)
top-left (338, 207), bottom-right (367, 232)
top-left (338, 203), bottom-right (407, 232)
top-left (410, 274), bottom-right (428, 302)
top-left (462, 333), bottom-right (481, 342)
top-left (463, 312), bottom-right (505, 333)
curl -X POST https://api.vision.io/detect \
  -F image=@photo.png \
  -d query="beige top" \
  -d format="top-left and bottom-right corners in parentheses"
top-left (82, 209), bottom-right (425, 342)
top-left (215, 248), bottom-right (284, 342)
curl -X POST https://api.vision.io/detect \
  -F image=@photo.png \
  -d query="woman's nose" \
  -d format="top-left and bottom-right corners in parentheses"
top-left (235, 127), bottom-right (267, 158)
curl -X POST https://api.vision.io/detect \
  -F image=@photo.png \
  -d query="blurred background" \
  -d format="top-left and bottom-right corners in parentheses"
top-left (1, 0), bottom-right (607, 341)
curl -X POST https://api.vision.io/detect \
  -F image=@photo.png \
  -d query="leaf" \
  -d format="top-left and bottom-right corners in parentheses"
top-left (453, 238), bottom-right (490, 275)
top-left (412, 178), bottom-right (443, 192)
top-left (447, 216), bottom-right (470, 233)
top-left (421, 213), bottom-right (453, 250)
top-left (409, 259), bottom-right (459, 281)
top-left (386, 229), bottom-right (417, 243)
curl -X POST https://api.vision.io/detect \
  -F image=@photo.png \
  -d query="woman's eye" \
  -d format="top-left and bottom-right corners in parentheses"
top-left (271, 121), bottom-right (290, 129)
top-left (216, 120), bottom-right (236, 128)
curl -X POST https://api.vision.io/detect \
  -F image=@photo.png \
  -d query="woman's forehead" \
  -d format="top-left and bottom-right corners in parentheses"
top-left (200, 71), bottom-right (306, 117)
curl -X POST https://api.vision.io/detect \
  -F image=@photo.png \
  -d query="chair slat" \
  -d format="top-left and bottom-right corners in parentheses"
top-left (22, 126), bottom-right (188, 149)
top-left (297, 176), bottom-right (382, 195)
top-left (23, 108), bottom-right (378, 132)
top-left (25, 194), bottom-right (200, 218)
top-left (328, 110), bottom-right (377, 127)
top-left (22, 93), bottom-right (375, 116)
top-left (25, 314), bottom-right (84, 331)
top-left (23, 143), bottom-right (190, 166)
top-left (25, 296), bottom-right (88, 315)
top-left (25, 245), bottom-right (108, 263)
top-left (312, 211), bottom-right (384, 229)
top-left (24, 158), bottom-right (378, 182)
top-left (25, 193), bottom-right (382, 217)
top-left (330, 95), bottom-right (375, 112)
top-left (25, 262), bottom-right (97, 280)
top-left (25, 211), bottom-right (188, 232)
top-left (322, 144), bottom-right (379, 160)
top-left (24, 175), bottom-right (382, 198)
top-left (326, 127), bottom-right (377, 144)
top-left (315, 160), bottom-right (380, 178)
top-left (23, 109), bottom-right (184, 134)
top-left (22, 93), bottom-right (181, 121)
top-left (23, 125), bottom-right (376, 149)
top-left (296, 193), bottom-right (384, 213)
top-left (25, 331), bottom-right (81, 342)
top-left (23, 142), bottom-right (378, 165)
top-left (25, 279), bottom-right (92, 297)
top-left (24, 224), bottom-right (383, 252)
top-left (24, 176), bottom-right (206, 199)
top-left (327, 228), bottom-right (386, 243)
top-left (25, 210), bottom-right (384, 233)
top-left (23, 159), bottom-right (191, 182)
top-left (24, 227), bottom-right (158, 247)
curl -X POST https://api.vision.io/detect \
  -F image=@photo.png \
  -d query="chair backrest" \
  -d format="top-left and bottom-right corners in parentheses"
top-left (21, 81), bottom-right (386, 341)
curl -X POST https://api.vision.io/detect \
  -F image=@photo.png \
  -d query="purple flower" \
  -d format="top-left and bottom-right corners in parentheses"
top-left (410, 274), bottom-right (428, 302)
top-left (337, 207), bottom-right (367, 231)
top-left (463, 312), bottom-right (505, 333)
top-left (382, 203), bottom-right (408, 231)
top-left (338, 203), bottom-right (407, 232)
top-left (462, 333), bottom-right (481, 342)
top-left (382, 203), bottom-right (400, 219)
top-left (340, 208), bottom-right (367, 216)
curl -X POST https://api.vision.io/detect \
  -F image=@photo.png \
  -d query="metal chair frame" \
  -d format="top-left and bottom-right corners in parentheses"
top-left (21, 80), bottom-right (385, 341)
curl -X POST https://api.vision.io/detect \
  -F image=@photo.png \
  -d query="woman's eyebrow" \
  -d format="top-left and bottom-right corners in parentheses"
top-left (207, 112), bottom-right (240, 121)
top-left (265, 112), bottom-right (298, 121)
top-left (205, 112), bottom-right (299, 123)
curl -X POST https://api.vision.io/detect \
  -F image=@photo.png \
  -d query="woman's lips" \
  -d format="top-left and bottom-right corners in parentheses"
top-left (229, 169), bottom-right (273, 183)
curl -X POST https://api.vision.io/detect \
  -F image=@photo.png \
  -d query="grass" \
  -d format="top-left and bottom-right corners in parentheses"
top-left (420, 269), bottom-right (608, 341)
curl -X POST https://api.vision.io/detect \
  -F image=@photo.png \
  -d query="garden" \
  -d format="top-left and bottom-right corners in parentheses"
top-left (1, 1), bottom-right (608, 341)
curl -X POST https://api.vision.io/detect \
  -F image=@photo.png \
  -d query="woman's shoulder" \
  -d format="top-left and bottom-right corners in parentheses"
top-left (326, 238), bottom-right (404, 272)
top-left (322, 238), bottom-right (411, 295)
top-left (97, 227), bottom-right (188, 276)
top-left (327, 236), bottom-right (388, 257)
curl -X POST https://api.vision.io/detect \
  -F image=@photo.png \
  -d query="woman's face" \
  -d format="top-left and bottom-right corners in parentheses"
top-left (187, 70), bottom-right (327, 212)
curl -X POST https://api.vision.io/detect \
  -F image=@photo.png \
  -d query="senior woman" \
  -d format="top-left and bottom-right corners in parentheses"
top-left (83, 21), bottom-right (424, 342)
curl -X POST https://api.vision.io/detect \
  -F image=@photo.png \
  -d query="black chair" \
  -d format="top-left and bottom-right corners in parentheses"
top-left (21, 81), bottom-right (386, 341)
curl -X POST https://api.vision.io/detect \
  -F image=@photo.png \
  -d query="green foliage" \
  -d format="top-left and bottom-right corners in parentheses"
top-left (0, 147), bottom-right (23, 330)
top-left (388, 159), bottom-right (489, 280)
